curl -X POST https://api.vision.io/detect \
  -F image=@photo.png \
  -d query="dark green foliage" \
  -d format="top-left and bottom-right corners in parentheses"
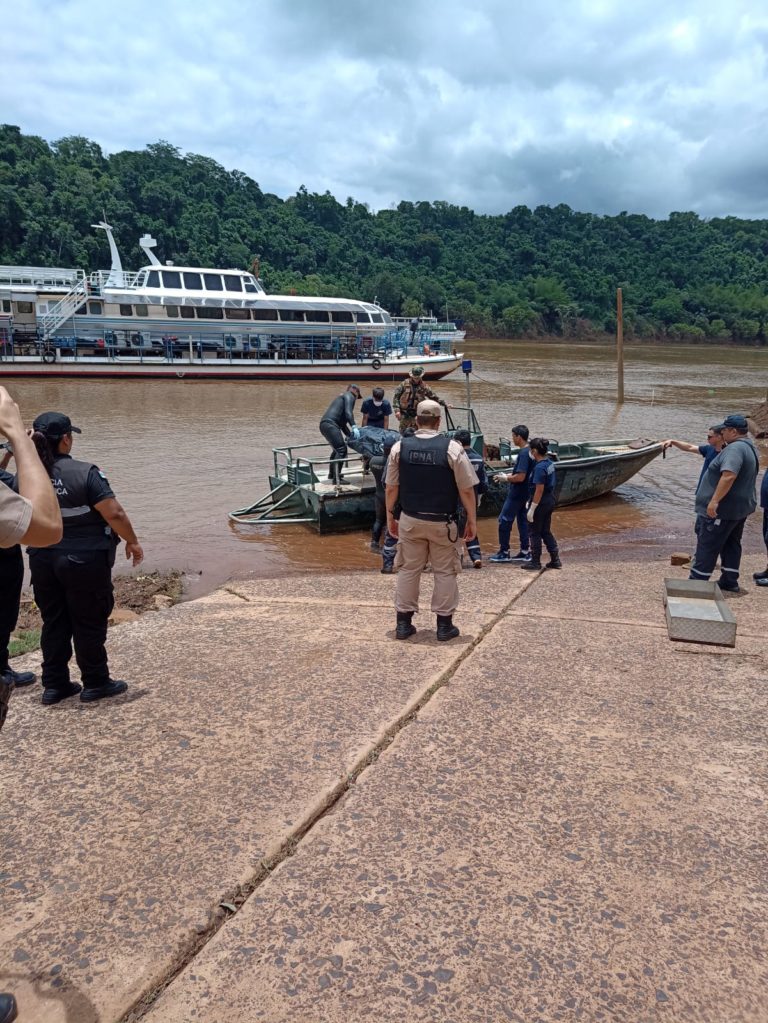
top-left (1, 125), bottom-right (767, 343)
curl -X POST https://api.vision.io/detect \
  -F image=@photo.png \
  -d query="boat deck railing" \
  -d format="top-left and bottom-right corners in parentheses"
top-left (0, 266), bottom-right (85, 289)
top-left (0, 327), bottom-right (456, 365)
top-left (272, 443), bottom-right (368, 491)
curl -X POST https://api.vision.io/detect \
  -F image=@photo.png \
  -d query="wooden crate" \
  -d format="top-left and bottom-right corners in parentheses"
top-left (663, 579), bottom-right (737, 647)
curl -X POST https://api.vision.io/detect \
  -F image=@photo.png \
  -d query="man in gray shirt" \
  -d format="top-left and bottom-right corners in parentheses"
top-left (689, 414), bottom-right (759, 592)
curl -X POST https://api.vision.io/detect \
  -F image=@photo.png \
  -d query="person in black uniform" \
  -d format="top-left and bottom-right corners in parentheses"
top-left (30, 412), bottom-right (144, 706)
top-left (0, 454), bottom-right (36, 691)
top-left (453, 430), bottom-right (487, 568)
top-left (319, 384), bottom-right (361, 484)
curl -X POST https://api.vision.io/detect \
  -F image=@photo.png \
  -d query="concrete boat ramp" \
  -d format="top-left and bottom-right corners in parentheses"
top-left (1, 559), bottom-right (766, 1022)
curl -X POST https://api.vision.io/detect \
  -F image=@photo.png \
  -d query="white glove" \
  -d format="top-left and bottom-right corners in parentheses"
top-left (495, 473), bottom-right (509, 485)
top-left (526, 503), bottom-right (538, 523)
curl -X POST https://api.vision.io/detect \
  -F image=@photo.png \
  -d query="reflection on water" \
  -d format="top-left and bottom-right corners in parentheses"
top-left (5, 340), bottom-right (766, 597)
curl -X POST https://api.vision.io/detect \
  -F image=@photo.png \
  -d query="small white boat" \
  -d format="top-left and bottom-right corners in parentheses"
top-left (390, 314), bottom-right (466, 346)
top-left (0, 224), bottom-right (463, 381)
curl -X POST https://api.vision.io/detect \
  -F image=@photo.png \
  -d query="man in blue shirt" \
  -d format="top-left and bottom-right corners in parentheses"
top-left (689, 414), bottom-right (759, 592)
top-left (490, 425), bottom-right (533, 563)
top-left (360, 387), bottom-right (392, 430)
top-left (662, 426), bottom-right (724, 489)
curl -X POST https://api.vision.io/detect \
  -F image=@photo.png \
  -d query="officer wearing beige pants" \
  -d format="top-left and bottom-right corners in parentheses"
top-left (385, 399), bottom-right (479, 641)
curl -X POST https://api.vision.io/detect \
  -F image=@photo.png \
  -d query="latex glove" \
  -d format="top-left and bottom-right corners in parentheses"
top-left (495, 473), bottom-right (509, 485)
top-left (526, 503), bottom-right (538, 523)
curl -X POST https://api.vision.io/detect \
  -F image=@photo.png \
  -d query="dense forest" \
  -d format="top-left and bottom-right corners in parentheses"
top-left (2, 124), bottom-right (768, 343)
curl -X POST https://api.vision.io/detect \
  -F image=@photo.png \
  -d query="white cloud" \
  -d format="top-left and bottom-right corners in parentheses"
top-left (4, 0), bottom-right (768, 217)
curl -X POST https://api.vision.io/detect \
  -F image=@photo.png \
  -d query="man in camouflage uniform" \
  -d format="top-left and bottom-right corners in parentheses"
top-left (392, 366), bottom-right (447, 435)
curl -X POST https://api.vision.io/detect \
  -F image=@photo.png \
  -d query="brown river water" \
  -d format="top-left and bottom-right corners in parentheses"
top-left (5, 340), bottom-right (767, 599)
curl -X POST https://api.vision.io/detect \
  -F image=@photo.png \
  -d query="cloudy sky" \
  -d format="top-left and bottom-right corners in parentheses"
top-left (6, 0), bottom-right (768, 218)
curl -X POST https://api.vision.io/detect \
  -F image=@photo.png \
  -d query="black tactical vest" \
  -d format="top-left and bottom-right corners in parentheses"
top-left (399, 435), bottom-right (458, 517)
top-left (44, 456), bottom-right (114, 552)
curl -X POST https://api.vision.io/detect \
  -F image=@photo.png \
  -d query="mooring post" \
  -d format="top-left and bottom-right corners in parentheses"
top-left (617, 287), bottom-right (624, 404)
top-left (462, 358), bottom-right (472, 427)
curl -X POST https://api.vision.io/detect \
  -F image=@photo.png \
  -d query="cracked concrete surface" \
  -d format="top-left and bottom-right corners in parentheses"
top-left (1, 559), bottom-right (766, 1022)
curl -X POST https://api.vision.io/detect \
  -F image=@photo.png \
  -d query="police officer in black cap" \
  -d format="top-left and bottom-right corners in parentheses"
top-left (30, 411), bottom-right (144, 705)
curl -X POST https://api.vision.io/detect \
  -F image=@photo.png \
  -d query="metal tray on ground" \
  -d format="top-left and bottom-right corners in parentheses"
top-left (663, 579), bottom-right (737, 647)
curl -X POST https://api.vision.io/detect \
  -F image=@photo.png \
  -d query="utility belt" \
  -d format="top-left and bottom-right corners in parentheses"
top-left (402, 510), bottom-right (457, 522)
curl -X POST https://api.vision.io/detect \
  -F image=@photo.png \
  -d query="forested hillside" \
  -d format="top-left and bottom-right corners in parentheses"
top-left (2, 124), bottom-right (768, 343)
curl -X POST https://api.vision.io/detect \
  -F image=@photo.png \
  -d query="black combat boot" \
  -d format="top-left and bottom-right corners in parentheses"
top-left (753, 566), bottom-right (768, 580)
top-left (436, 615), bottom-right (460, 641)
top-left (545, 555), bottom-right (562, 569)
top-left (395, 612), bottom-right (416, 640)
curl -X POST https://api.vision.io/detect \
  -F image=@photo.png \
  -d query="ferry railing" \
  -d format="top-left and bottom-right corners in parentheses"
top-left (0, 266), bottom-right (84, 289)
top-left (13, 325), bottom-right (411, 365)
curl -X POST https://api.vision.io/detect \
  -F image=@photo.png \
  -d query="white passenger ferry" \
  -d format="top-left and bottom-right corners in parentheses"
top-left (0, 223), bottom-right (462, 381)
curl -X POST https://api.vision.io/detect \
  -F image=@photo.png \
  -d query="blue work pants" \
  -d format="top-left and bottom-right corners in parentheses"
top-left (498, 490), bottom-right (529, 553)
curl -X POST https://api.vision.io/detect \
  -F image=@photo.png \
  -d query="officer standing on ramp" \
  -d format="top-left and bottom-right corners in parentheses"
top-left (29, 411), bottom-right (144, 705)
top-left (385, 399), bottom-right (478, 641)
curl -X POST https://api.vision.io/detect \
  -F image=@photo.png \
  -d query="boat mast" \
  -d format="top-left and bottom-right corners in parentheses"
top-left (139, 234), bottom-right (162, 266)
top-left (92, 220), bottom-right (126, 286)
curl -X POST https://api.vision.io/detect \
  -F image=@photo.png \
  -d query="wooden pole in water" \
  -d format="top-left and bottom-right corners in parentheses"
top-left (616, 287), bottom-right (624, 403)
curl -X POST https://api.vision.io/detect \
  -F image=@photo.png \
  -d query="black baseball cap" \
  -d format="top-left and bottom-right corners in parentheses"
top-left (33, 412), bottom-right (82, 438)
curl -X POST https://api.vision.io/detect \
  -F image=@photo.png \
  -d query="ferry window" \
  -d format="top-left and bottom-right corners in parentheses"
top-left (147, 270), bottom-right (161, 288)
top-left (244, 279), bottom-right (259, 293)
top-left (165, 305), bottom-right (179, 317)
top-left (225, 308), bottom-right (250, 320)
top-left (2, 300), bottom-right (10, 312)
top-left (88, 301), bottom-right (103, 315)
top-left (162, 271), bottom-right (181, 289)
top-left (196, 307), bottom-right (224, 319)
top-left (179, 306), bottom-right (195, 319)
top-left (76, 303), bottom-right (87, 315)
top-left (119, 305), bottom-right (133, 316)
top-left (356, 311), bottom-right (371, 323)
top-left (203, 274), bottom-right (223, 291)
top-left (134, 305), bottom-right (148, 317)
top-left (252, 309), bottom-right (275, 321)
top-left (16, 302), bottom-right (34, 314)
top-left (183, 272), bottom-right (202, 290)
top-left (222, 274), bottom-right (243, 292)
top-left (332, 311), bottom-right (354, 323)
top-left (307, 310), bottom-right (330, 322)
top-left (279, 309), bottom-right (305, 322)
top-left (370, 313), bottom-right (383, 324)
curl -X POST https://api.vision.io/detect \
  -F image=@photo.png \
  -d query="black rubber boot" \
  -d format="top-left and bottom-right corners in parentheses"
top-left (395, 612), bottom-right (416, 640)
top-left (545, 555), bottom-right (562, 569)
top-left (436, 615), bottom-right (460, 641)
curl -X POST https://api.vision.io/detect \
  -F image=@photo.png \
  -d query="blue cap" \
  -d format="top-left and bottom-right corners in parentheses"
top-left (716, 414), bottom-right (749, 430)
